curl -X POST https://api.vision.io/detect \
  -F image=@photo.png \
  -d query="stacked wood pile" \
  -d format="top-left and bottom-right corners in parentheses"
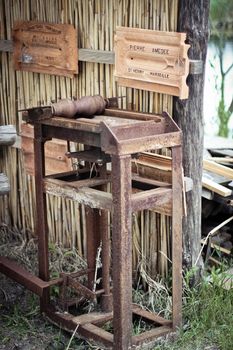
top-left (0, 0), bottom-right (179, 280)
top-left (130, 140), bottom-right (233, 263)
top-left (201, 136), bottom-right (233, 262)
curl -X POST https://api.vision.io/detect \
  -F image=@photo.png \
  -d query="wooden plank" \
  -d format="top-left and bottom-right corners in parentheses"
top-left (132, 161), bottom-right (172, 183)
top-left (0, 125), bottom-right (16, 146)
top-left (79, 48), bottom-right (114, 64)
top-left (43, 178), bottom-right (113, 210)
top-left (132, 187), bottom-right (172, 212)
top-left (200, 239), bottom-right (231, 255)
top-left (12, 21), bottom-right (78, 77)
top-left (132, 188), bottom-right (172, 216)
top-left (211, 157), bottom-right (233, 164)
top-left (44, 177), bottom-right (109, 189)
top-left (0, 39), bottom-right (201, 74)
top-left (0, 173), bottom-right (10, 195)
top-left (138, 152), bottom-right (172, 170)
top-left (202, 177), bottom-right (232, 197)
top-left (42, 117), bottom-right (101, 133)
top-left (0, 39), bottom-right (13, 51)
top-left (132, 174), bottom-right (171, 188)
top-left (203, 169), bottom-right (229, 185)
top-left (73, 312), bottom-right (113, 325)
top-left (203, 159), bottom-right (233, 180)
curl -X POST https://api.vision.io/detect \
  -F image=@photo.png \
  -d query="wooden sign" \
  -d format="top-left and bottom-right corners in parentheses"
top-left (114, 27), bottom-right (190, 99)
top-left (13, 21), bottom-right (78, 77)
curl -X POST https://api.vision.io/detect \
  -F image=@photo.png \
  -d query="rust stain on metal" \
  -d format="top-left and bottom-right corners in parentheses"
top-left (1, 106), bottom-right (183, 349)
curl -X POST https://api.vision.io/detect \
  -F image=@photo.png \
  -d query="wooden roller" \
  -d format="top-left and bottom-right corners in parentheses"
top-left (51, 95), bottom-right (107, 118)
top-left (21, 95), bottom-right (120, 122)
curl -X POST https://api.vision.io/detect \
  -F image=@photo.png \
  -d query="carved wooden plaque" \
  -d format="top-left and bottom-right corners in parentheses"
top-left (13, 21), bottom-right (78, 77)
top-left (114, 27), bottom-right (190, 99)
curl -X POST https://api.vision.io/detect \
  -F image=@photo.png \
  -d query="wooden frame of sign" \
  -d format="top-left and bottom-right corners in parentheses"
top-left (114, 27), bottom-right (190, 99)
top-left (12, 21), bottom-right (78, 78)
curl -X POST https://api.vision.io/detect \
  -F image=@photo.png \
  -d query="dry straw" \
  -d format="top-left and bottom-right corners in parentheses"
top-left (0, 0), bottom-right (178, 279)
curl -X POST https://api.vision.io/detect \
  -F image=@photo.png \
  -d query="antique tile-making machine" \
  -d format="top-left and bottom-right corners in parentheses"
top-left (0, 95), bottom-right (183, 349)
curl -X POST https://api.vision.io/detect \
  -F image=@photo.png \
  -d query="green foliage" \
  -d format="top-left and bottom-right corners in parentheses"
top-left (209, 0), bottom-right (233, 137)
top-left (155, 268), bottom-right (233, 350)
top-left (217, 99), bottom-right (232, 137)
top-left (210, 0), bottom-right (233, 38)
top-left (0, 292), bottom-right (85, 349)
top-left (210, 0), bottom-right (233, 22)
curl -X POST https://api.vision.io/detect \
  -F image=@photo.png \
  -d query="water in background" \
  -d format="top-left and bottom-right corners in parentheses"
top-left (204, 40), bottom-right (233, 138)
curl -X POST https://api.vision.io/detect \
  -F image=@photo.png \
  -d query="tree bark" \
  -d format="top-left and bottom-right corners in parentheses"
top-left (173, 0), bottom-right (210, 270)
top-left (0, 173), bottom-right (10, 195)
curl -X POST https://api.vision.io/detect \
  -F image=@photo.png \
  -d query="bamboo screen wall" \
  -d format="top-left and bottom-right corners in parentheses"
top-left (0, 0), bottom-right (178, 279)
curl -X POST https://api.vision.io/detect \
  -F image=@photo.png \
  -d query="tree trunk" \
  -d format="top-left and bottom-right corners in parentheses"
top-left (0, 173), bottom-right (10, 195)
top-left (173, 0), bottom-right (210, 270)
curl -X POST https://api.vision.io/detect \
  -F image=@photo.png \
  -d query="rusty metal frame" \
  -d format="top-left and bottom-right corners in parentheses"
top-left (0, 108), bottom-right (183, 350)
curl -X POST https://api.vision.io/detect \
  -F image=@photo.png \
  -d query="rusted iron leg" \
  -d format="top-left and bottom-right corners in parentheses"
top-left (34, 123), bottom-right (49, 311)
top-left (100, 209), bottom-right (112, 312)
top-left (98, 165), bottom-right (112, 312)
top-left (86, 207), bottom-right (101, 290)
top-left (112, 155), bottom-right (132, 350)
top-left (171, 146), bottom-right (183, 329)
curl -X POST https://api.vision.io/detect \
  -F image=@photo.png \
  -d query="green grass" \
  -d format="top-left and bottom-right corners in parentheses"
top-left (155, 268), bottom-right (233, 350)
top-left (1, 230), bottom-right (232, 350)
top-left (0, 292), bottom-right (87, 349)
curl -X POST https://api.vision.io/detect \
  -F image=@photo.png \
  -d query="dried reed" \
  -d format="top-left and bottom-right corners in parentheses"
top-left (0, 0), bottom-right (178, 278)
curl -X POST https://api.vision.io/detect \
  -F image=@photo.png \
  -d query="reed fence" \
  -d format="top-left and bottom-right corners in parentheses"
top-left (0, 0), bottom-right (178, 279)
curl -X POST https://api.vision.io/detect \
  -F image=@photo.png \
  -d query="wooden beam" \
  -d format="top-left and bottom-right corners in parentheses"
top-left (132, 187), bottom-right (172, 212)
top-left (72, 311), bottom-right (113, 325)
top-left (202, 177), bottom-right (232, 197)
top-left (43, 178), bottom-right (113, 210)
top-left (211, 157), bottom-right (233, 164)
top-left (203, 159), bottom-right (233, 180)
top-left (0, 39), bottom-right (202, 73)
top-left (200, 239), bottom-right (231, 255)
